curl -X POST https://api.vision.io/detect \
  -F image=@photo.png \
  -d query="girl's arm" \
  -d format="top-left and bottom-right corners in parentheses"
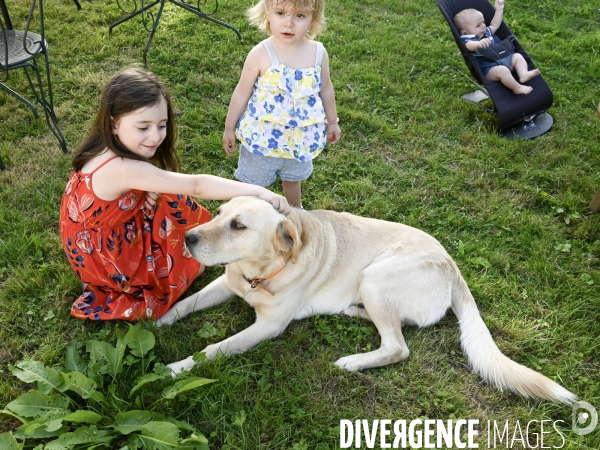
top-left (489, 0), bottom-right (505, 34)
top-left (319, 49), bottom-right (341, 144)
top-left (93, 158), bottom-right (291, 214)
top-left (223, 45), bottom-right (267, 155)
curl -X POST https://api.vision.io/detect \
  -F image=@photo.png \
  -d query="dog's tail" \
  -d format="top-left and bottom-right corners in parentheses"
top-left (451, 275), bottom-right (577, 404)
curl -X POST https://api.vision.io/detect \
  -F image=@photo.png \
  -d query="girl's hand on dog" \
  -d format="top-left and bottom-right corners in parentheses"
top-left (258, 191), bottom-right (291, 215)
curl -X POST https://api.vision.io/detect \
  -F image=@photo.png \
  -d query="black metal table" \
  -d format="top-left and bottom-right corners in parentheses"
top-left (110, 0), bottom-right (242, 65)
top-left (0, 0), bottom-right (79, 28)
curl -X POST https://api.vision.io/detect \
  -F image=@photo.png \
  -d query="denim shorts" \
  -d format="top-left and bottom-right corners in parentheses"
top-left (478, 54), bottom-right (512, 76)
top-left (234, 147), bottom-right (313, 187)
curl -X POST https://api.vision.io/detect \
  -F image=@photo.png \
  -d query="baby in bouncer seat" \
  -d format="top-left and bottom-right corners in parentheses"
top-left (453, 0), bottom-right (540, 94)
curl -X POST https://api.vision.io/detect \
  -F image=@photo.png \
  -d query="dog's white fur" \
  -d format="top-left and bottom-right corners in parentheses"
top-left (156, 197), bottom-right (576, 403)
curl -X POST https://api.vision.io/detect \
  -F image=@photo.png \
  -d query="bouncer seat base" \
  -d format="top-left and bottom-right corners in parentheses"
top-left (499, 112), bottom-right (553, 140)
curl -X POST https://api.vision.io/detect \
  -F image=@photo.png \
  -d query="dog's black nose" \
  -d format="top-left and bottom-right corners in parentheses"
top-left (185, 232), bottom-right (198, 246)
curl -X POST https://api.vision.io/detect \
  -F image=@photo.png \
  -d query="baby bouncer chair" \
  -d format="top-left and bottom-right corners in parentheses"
top-left (438, 0), bottom-right (553, 139)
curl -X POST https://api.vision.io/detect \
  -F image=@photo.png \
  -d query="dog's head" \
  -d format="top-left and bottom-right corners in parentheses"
top-left (184, 196), bottom-right (301, 267)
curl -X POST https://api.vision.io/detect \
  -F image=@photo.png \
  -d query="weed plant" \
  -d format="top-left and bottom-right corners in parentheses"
top-left (0, 0), bottom-right (599, 448)
top-left (2, 326), bottom-right (213, 448)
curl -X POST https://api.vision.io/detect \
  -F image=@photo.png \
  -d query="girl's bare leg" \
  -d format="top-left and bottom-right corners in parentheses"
top-left (282, 181), bottom-right (302, 208)
top-left (486, 65), bottom-right (532, 95)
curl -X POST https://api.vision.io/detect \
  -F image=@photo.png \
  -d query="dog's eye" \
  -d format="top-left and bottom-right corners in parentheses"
top-left (230, 220), bottom-right (246, 230)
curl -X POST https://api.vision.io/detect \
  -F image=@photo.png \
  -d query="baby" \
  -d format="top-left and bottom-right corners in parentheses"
top-left (453, 0), bottom-right (540, 95)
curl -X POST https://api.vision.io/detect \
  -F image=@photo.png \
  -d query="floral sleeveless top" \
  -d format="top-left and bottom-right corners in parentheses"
top-left (236, 39), bottom-right (327, 162)
top-left (59, 156), bottom-right (211, 321)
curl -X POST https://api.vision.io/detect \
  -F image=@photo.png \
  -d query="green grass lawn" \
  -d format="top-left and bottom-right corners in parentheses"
top-left (1, 0), bottom-right (599, 448)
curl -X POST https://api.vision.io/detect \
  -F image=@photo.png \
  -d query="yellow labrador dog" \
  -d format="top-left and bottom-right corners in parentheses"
top-left (156, 197), bottom-right (576, 403)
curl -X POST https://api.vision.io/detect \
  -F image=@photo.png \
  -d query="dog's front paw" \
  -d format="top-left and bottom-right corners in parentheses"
top-left (201, 343), bottom-right (222, 360)
top-left (155, 309), bottom-right (181, 327)
top-left (334, 355), bottom-right (362, 372)
top-left (166, 356), bottom-right (196, 378)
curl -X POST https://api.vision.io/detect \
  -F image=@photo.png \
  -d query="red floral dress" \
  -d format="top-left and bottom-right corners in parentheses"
top-left (59, 156), bottom-right (211, 321)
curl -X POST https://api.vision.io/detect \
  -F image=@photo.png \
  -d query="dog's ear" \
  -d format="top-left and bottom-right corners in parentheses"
top-left (275, 218), bottom-right (301, 263)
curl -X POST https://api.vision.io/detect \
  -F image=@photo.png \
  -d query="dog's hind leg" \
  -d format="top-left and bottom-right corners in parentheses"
top-left (335, 273), bottom-right (410, 371)
top-left (335, 307), bottom-right (409, 371)
top-left (342, 303), bottom-right (372, 321)
top-left (334, 250), bottom-right (451, 372)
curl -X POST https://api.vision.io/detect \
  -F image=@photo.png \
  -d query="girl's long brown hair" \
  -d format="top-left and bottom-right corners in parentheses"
top-left (72, 67), bottom-right (179, 172)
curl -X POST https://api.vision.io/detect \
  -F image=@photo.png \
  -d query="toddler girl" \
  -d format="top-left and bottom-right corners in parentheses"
top-left (60, 67), bottom-right (289, 321)
top-left (223, 0), bottom-right (341, 208)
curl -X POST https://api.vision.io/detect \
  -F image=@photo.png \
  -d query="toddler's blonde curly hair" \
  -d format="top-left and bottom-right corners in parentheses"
top-left (247, 0), bottom-right (326, 39)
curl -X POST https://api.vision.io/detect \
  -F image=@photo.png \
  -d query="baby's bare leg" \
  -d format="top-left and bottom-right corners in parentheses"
top-left (511, 53), bottom-right (540, 83)
top-left (486, 66), bottom-right (532, 95)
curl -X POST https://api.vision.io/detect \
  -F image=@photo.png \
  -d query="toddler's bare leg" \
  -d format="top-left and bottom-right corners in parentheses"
top-left (486, 66), bottom-right (532, 95)
top-left (282, 181), bottom-right (302, 208)
top-left (511, 53), bottom-right (540, 83)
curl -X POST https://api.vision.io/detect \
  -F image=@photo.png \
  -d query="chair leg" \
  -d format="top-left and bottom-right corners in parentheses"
top-left (24, 62), bottom-right (68, 153)
top-left (0, 155), bottom-right (6, 171)
top-left (38, 52), bottom-right (67, 152)
top-left (73, 0), bottom-right (82, 9)
top-left (0, 81), bottom-right (41, 118)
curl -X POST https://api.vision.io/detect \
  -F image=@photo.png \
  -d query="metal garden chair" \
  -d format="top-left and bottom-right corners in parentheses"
top-left (0, 0), bottom-right (67, 169)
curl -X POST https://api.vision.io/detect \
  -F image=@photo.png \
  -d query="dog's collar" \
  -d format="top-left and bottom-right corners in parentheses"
top-left (243, 264), bottom-right (287, 296)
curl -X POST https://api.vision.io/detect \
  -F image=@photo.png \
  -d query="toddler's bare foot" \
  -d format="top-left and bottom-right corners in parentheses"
top-left (513, 84), bottom-right (533, 95)
top-left (519, 69), bottom-right (540, 83)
